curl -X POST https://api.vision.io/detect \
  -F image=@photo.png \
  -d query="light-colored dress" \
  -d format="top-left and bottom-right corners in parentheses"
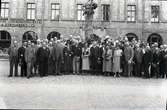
top-left (103, 48), bottom-right (113, 72)
top-left (82, 48), bottom-right (90, 70)
top-left (113, 49), bottom-right (122, 73)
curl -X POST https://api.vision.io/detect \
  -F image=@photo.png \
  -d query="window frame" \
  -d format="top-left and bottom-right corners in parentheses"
top-left (0, 2), bottom-right (9, 20)
top-left (127, 5), bottom-right (136, 23)
top-left (51, 3), bottom-right (60, 21)
top-left (151, 5), bottom-right (160, 23)
top-left (26, 3), bottom-right (36, 20)
top-left (76, 4), bottom-right (85, 21)
top-left (102, 4), bottom-right (110, 22)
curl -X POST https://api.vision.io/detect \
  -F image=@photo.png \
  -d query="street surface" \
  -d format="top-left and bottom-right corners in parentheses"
top-left (0, 60), bottom-right (166, 109)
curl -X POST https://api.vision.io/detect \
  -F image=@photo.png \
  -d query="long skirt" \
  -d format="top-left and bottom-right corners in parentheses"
top-left (103, 59), bottom-right (112, 72)
top-left (82, 56), bottom-right (90, 70)
top-left (113, 56), bottom-right (122, 73)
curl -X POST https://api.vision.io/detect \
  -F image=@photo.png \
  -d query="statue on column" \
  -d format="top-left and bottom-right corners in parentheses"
top-left (82, 0), bottom-right (97, 41)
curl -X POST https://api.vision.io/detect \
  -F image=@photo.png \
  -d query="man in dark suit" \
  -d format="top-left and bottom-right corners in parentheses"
top-left (90, 41), bottom-right (98, 75)
top-left (134, 44), bottom-right (143, 77)
top-left (8, 40), bottom-right (19, 77)
top-left (52, 40), bottom-right (64, 75)
top-left (37, 41), bottom-right (50, 77)
top-left (143, 45), bottom-right (152, 78)
top-left (96, 42), bottom-right (103, 75)
top-left (151, 43), bottom-right (160, 78)
top-left (123, 42), bottom-right (134, 77)
top-left (159, 45), bottom-right (165, 78)
top-left (18, 42), bottom-right (27, 77)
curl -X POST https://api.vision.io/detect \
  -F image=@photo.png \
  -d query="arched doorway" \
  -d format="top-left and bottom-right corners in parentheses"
top-left (147, 33), bottom-right (163, 46)
top-left (47, 31), bottom-right (61, 40)
top-left (23, 31), bottom-right (38, 43)
top-left (0, 31), bottom-right (11, 49)
top-left (126, 33), bottom-right (138, 42)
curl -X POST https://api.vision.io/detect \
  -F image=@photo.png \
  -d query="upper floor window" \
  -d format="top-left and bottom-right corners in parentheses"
top-left (151, 5), bottom-right (159, 23)
top-left (77, 4), bottom-right (85, 20)
top-left (51, 3), bottom-right (60, 20)
top-left (127, 5), bottom-right (136, 22)
top-left (102, 4), bottom-right (110, 21)
top-left (27, 3), bottom-right (36, 20)
top-left (0, 2), bottom-right (9, 19)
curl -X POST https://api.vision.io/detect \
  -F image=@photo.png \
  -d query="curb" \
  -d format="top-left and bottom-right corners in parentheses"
top-left (0, 59), bottom-right (9, 61)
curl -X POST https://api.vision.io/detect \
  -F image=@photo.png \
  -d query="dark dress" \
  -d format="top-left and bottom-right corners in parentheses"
top-left (90, 46), bottom-right (99, 74)
top-left (37, 47), bottom-right (50, 77)
top-left (96, 46), bottom-right (103, 74)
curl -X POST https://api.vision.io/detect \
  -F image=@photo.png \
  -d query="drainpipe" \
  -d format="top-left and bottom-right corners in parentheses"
top-left (142, 0), bottom-right (145, 42)
top-left (41, 0), bottom-right (45, 39)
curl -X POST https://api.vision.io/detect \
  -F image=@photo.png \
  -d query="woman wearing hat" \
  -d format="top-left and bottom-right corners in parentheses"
top-left (113, 42), bottom-right (122, 77)
top-left (102, 43), bottom-right (113, 76)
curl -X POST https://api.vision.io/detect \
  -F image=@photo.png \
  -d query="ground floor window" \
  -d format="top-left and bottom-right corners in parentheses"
top-left (0, 30), bottom-right (11, 48)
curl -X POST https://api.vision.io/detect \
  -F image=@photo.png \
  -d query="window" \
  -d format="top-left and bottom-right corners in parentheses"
top-left (27, 3), bottom-right (36, 20)
top-left (0, 2), bottom-right (9, 19)
top-left (102, 4), bottom-right (110, 21)
top-left (77, 4), bottom-right (85, 20)
top-left (0, 31), bottom-right (11, 49)
top-left (51, 3), bottom-right (60, 20)
top-left (127, 5), bottom-right (136, 22)
top-left (151, 5), bottom-right (159, 23)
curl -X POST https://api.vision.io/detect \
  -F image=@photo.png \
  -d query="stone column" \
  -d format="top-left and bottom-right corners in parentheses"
top-left (84, 14), bottom-right (93, 41)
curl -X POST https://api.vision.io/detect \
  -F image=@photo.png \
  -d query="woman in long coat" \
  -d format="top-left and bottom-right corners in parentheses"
top-left (102, 44), bottom-right (113, 76)
top-left (82, 43), bottom-right (90, 74)
top-left (113, 45), bottom-right (122, 77)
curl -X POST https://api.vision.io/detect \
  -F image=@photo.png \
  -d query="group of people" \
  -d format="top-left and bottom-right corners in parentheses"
top-left (8, 35), bottom-right (167, 79)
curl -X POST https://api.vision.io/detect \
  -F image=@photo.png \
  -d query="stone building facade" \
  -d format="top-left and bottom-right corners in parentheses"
top-left (1, 0), bottom-right (167, 48)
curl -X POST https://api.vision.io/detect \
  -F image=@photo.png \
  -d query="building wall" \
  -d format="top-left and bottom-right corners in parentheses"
top-left (1, 0), bottom-right (167, 44)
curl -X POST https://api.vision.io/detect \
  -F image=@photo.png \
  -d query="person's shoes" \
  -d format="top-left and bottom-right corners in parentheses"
top-left (8, 75), bottom-right (12, 77)
top-left (15, 75), bottom-right (18, 77)
top-left (27, 76), bottom-right (30, 79)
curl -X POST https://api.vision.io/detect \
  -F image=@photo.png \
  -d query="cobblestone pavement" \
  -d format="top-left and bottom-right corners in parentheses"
top-left (0, 60), bottom-right (167, 110)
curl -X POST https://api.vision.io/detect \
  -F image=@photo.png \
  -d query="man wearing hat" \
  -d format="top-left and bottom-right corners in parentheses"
top-left (8, 40), bottom-right (19, 77)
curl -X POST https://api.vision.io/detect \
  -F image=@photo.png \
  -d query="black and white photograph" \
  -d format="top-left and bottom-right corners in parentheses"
top-left (0, 0), bottom-right (167, 109)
